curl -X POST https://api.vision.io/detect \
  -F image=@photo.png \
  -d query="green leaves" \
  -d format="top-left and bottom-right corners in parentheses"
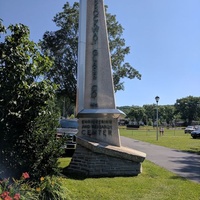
top-left (175, 96), bottom-right (200, 125)
top-left (0, 22), bottom-right (63, 179)
top-left (126, 106), bottom-right (145, 124)
top-left (40, 2), bottom-right (141, 104)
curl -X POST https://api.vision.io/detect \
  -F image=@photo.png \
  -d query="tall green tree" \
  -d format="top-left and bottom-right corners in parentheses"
top-left (40, 2), bottom-right (141, 105)
top-left (163, 105), bottom-right (175, 125)
top-left (127, 106), bottom-right (145, 125)
top-left (143, 104), bottom-right (157, 125)
top-left (174, 96), bottom-right (200, 125)
top-left (0, 22), bottom-right (64, 179)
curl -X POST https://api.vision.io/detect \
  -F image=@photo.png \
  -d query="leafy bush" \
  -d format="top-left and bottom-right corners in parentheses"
top-left (0, 21), bottom-right (64, 180)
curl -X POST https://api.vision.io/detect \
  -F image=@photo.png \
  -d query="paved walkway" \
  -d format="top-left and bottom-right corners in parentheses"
top-left (120, 136), bottom-right (200, 184)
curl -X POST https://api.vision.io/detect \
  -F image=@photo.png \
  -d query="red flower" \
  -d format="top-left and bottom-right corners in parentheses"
top-left (0, 191), bottom-right (10, 198)
top-left (4, 196), bottom-right (13, 200)
top-left (14, 193), bottom-right (20, 200)
top-left (22, 172), bottom-right (30, 179)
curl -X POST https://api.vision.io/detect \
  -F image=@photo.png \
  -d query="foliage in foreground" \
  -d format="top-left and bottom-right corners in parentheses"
top-left (0, 21), bottom-right (64, 179)
top-left (0, 172), bottom-right (67, 200)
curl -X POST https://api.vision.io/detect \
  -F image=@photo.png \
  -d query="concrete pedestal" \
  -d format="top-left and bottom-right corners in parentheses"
top-left (67, 136), bottom-right (146, 177)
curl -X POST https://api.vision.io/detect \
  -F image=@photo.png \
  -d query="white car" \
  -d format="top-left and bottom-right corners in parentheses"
top-left (184, 126), bottom-right (195, 134)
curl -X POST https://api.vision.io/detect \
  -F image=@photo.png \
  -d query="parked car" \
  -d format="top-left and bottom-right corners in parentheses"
top-left (194, 125), bottom-right (200, 129)
top-left (56, 119), bottom-right (78, 153)
top-left (191, 128), bottom-right (200, 139)
top-left (184, 126), bottom-right (195, 134)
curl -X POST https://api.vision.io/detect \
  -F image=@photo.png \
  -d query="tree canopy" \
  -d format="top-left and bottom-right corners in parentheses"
top-left (40, 2), bottom-right (141, 105)
top-left (174, 96), bottom-right (200, 125)
top-left (118, 96), bottom-right (200, 127)
top-left (126, 106), bottom-right (145, 124)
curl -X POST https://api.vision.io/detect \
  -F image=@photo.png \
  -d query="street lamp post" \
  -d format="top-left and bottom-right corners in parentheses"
top-left (155, 96), bottom-right (160, 141)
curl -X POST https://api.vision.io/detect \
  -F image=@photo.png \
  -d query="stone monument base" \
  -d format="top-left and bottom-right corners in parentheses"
top-left (66, 136), bottom-right (146, 177)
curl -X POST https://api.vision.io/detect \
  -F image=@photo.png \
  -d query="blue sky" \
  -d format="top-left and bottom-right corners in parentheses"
top-left (1, 0), bottom-right (200, 107)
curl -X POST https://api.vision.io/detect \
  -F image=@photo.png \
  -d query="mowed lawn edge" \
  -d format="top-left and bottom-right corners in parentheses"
top-left (58, 157), bottom-right (200, 200)
top-left (119, 127), bottom-right (200, 154)
top-left (58, 128), bottom-right (200, 200)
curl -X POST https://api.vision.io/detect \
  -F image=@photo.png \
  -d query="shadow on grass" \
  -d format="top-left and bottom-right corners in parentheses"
top-left (62, 167), bottom-right (139, 180)
top-left (61, 167), bottom-right (87, 180)
top-left (61, 149), bottom-right (75, 157)
top-left (170, 175), bottom-right (188, 181)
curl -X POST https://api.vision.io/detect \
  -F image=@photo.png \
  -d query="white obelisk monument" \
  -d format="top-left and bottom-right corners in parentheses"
top-left (67, 0), bottom-right (146, 177)
top-left (76, 0), bottom-right (123, 146)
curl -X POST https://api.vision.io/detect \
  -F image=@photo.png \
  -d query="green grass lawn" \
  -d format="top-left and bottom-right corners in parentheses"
top-left (57, 127), bottom-right (200, 200)
top-left (58, 157), bottom-right (200, 200)
top-left (120, 127), bottom-right (200, 154)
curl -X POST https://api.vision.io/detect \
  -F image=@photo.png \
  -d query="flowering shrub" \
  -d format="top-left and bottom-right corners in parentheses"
top-left (0, 191), bottom-right (20, 200)
top-left (35, 175), bottom-right (67, 200)
top-left (0, 191), bottom-right (19, 200)
top-left (0, 172), bottom-right (37, 200)
top-left (0, 173), bottom-right (67, 200)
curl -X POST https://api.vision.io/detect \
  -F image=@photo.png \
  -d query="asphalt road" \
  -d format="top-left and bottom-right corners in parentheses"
top-left (120, 136), bottom-right (200, 184)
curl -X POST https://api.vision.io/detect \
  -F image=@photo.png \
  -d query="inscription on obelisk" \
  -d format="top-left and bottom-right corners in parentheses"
top-left (76, 0), bottom-right (124, 147)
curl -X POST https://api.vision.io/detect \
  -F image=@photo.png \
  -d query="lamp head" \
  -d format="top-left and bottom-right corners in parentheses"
top-left (155, 96), bottom-right (160, 103)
